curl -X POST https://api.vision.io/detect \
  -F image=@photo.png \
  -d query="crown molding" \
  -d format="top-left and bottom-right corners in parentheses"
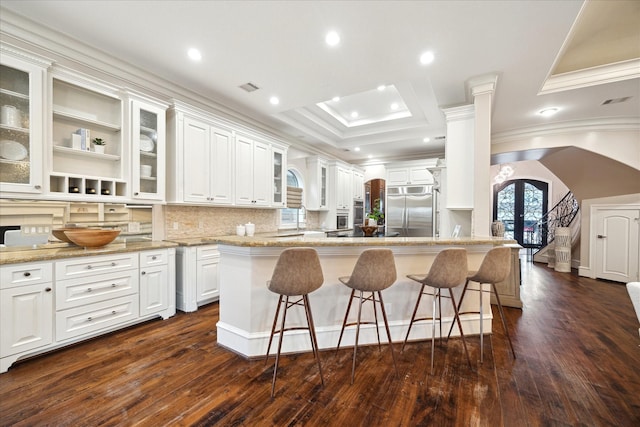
top-left (539, 59), bottom-right (640, 95)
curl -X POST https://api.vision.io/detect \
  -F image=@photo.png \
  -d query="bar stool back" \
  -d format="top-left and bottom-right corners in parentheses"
top-left (336, 248), bottom-right (398, 384)
top-left (447, 246), bottom-right (515, 363)
top-left (265, 248), bottom-right (324, 397)
top-left (402, 248), bottom-right (471, 374)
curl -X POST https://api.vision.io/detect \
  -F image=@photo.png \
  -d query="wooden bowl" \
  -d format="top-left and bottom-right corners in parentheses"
top-left (52, 227), bottom-right (88, 243)
top-left (63, 229), bottom-right (121, 248)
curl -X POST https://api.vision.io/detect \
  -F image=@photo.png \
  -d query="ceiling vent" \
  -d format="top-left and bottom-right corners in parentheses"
top-left (602, 96), bottom-right (631, 105)
top-left (239, 82), bottom-right (260, 93)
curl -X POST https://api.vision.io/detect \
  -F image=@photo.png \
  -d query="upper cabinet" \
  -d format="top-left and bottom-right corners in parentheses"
top-left (49, 72), bottom-right (126, 199)
top-left (306, 157), bottom-right (328, 210)
top-left (271, 144), bottom-right (286, 208)
top-left (387, 165), bottom-right (434, 186)
top-left (235, 135), bottom-right (270, 207)
top-left (129, 96), bottom-right (167, 201)
top-left (167, 107), bottom-right (234, 206)
top-left (0, 47), bottom-right (49, 194)
top-left (352, 169), bottom-right (364, 200)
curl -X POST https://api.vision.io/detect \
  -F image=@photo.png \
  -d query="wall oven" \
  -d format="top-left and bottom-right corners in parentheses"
top-left (336, 213), bottom-right (349, 229)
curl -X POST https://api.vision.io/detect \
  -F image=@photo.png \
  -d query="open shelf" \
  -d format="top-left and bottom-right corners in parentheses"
top-left (53, 145), bottom-right (120, 161)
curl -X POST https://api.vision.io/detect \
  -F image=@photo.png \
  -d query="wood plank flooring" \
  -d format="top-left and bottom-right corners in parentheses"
top-left (1, 261), bottom-right (639, 426)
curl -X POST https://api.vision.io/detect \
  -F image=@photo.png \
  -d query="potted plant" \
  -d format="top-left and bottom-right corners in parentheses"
top-left (368, 198), bottom-right (384, 226)
top-left (92, 138), bottom-right (106, 154)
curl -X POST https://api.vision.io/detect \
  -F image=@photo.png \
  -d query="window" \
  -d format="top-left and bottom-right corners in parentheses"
top-left (280, 169), bottom-right (306, 228)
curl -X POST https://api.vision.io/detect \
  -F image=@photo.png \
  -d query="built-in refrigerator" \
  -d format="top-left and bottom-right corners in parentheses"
top-left (386, 185), bottom-right (434, 237)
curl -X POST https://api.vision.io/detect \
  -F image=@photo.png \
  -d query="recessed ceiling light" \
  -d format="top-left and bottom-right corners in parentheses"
top-left (269, 96), bottom-right (280, 105)
top-left (325, 31), bottom-right (340, 46)
top-left (377, 85), bottom-right (386, 91)
top-left (419, 51), bottom-right (434, 65)
top-left (354, 147), bottom-right (361, 152)
top-left (423, 137), bottom-right (431, 143)
top-left (390, 103), bottom-right (399, 111)
top-left (350, 111), bottom-right (359, 118)
top-left (187, 48), bottom-right (202, 61)
top-left (539, 107), bottom-right (559, 116)
top-left (332, 96), bottom-right (340, 102)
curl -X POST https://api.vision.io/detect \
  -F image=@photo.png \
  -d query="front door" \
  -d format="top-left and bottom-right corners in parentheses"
top-left (594, 208), bottom-right (640, 282)
top-left (494, 180), bottom-right (548, 247)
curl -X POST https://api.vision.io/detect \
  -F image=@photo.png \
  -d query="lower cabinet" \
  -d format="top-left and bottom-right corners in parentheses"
top-left (0, 247), bottom-right (175, 373)
top-left (176, 245), bottom-right (219, 312)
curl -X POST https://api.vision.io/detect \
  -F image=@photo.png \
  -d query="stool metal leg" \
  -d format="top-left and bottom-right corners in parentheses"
top-left (430, 289), bottom-right (437, 374)
top-left (271, 295), bottom-right (290, 397)
top-left (377, 291), bottom-right (398, 377)
top-left (492, 283), bottom-right (516, 359)
top-left (303, 294), bottom-right (325, 386)
top-left (351, 290), bottom-right (365, 384)
top-left (265, 295), bottom-right (284, 364)
top-left (449, 288), bottom-right (472, 369)
top-left (402, 284), bottom-right (426, 352)
top-left (336, 289), bottom-right (356, 352)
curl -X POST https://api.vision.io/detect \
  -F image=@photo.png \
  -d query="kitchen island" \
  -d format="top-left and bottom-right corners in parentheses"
top-left (210, 235), bottom-right (520, 358)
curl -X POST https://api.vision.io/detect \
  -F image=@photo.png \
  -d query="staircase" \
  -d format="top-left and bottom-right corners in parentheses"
top-left (531, 191), bottom-right (581, 263)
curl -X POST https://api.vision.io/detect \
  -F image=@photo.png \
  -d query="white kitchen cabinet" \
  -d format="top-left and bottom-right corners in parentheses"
top-left (387, 166), bottom-right (434, 186)
top-left (139, 249), bottom-right (172, 316)
top-left (49, 72), bottom-right (127, 200)
top-left (272, 145), bottom-right (286, 207)
top-left (306, 157), bottom-right (328, 210)
top-left (130, 96), bottom-right (167, 201)
top-left (0, 247), bottom-right (176, 373)
top-left (0, 47), bottom-right (49, 195)
top-left (176, 245), bottom-right (220, 312)
top-left (167, 108), bottom-right (234, 205)
top-left (336, 165), bottom-right (352, 210)
top-left (235, 135), bottom-right (270, 207)
top-left (0, 262), bottom-right (53, 360)
top-left (352, 169), bottom-right (364, 200)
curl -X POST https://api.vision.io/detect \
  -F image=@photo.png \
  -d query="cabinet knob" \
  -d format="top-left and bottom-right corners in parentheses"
top-left (45, 287), bottom-right (52, 292)
top-left (87, 287), bottom-right (92, 292)
top-left (34, 185), bottom-right (41, 189)
top-left (112, 283), bottom-right (116, 287)
top-left (134, 192), bottom-right (139, 196)
top-left (23, 271), bottom-right (31, 277)
top-left (112, 310), bottom-right (116, 315)
top-left (88, 317), bottom-right (93, 321)
top-left (111, 262), bottom-right (116, 266)
top-left (87, 265), bottom-right (92, 270)
top-left (141, 271), bottom-right (146, 275)
top-left (152, 256), bottom-right (157, 260)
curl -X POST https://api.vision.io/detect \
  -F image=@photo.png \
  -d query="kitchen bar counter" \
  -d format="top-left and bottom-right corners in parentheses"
top-left (0, 240), bottom-right (178, 265)
top-left (214, 235), bottom-right (520, 359)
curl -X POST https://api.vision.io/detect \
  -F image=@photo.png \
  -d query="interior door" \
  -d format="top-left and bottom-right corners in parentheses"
top-left (595, 209), bottom-right (640, 282)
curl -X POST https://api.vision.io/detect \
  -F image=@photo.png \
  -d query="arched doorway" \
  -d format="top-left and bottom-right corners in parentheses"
top-left (494, 179), bottom-right (548, 248)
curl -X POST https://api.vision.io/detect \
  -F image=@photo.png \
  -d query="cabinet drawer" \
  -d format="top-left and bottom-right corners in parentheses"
top-left (139, 249), bottom-right (169, 267)
top-left (56, 270), bottom-right (138, 310)
top-left (55, 253), bottom-right (138, 281)
top-left (0, 262), bottom-right (53, 289)
top-left (56, 295), bottom-right (139, 341)
top-left (197, 245), bottom-right (219, 260)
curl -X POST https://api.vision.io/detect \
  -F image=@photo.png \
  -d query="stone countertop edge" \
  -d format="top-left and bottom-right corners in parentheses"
top-left (0, 241), bottom-right (179, 265)
top-left (205, 235), bottom-right (517, 248)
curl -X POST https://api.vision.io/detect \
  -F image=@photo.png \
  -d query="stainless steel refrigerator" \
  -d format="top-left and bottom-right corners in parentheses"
top-left (386, 185), bottom-right (434, 237)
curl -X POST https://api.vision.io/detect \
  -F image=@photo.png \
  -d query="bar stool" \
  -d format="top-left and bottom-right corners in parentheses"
top-left (265, 248), bottom-right (324, 397)
top-left (447, 246), bottom-right (516, 363)
top-left (336, 248), bottom-right (398, 384)
top-left (402, 248), bottom-right (471, 374)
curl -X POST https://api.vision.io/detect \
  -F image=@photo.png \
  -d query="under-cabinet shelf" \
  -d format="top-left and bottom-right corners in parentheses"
top-left (0, 87), bottom-right (29, 100)
top-left (53, 109), bottom-right (121, 132)
top-left (0, 123), bottom-right (29, 134)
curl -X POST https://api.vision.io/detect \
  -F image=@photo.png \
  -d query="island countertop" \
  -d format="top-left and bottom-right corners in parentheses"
top-left (207, 234), bottom-right (515, 247)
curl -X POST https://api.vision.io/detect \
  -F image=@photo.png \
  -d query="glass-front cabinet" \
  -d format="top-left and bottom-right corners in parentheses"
top-left (0, 49), bottom-right (48, 194)
top-left (272, 145), bottom-right (285, 207)
top-left (131, 98), bottom-right (166, 201)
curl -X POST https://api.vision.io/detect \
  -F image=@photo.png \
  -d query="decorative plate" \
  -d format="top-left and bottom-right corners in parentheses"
top-left (140, 134), bottom-right (155, 152)
top-left (0, 140), bottom-right (28, 161)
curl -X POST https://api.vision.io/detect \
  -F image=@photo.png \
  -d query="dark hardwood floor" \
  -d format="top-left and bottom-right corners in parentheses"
top-left (1, 261), bottom-right (639, 426)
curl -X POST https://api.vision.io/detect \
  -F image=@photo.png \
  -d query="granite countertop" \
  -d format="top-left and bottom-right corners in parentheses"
top-left (0, 241), bottom-right (179, 265)
top-left (206, 235), bottom-right (516, 248)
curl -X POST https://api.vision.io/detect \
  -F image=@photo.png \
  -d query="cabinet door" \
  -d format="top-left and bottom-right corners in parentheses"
top-left (139, 264), bottom-right (169, 316)
top-left (197, 258), bottom-right (219, 302)
top-left (1, 283), bottom-right (53, 357)
top-left (353, 171), bottom-right (364, 200)
top-left (0, 55), bottom-right (46, 194)
top-left (387, 168), bottom-right (409, 186)
top-left (234, 135), bottom-right (254, 205)
top-left (252, 140), bottom-right (271, 206)
top-left (337, 167), bottom-right (352, 209)
top-left (409, 167), bottom-right (433, 184)
top-left (320, 164), bottom-right (327, 208)
top-left (210, 127), bottom-right (233, 205)
top-left (271, 146), bottom-right (285, 207)
top-left (132, 100), bottom-right (166, 201)
top-left (183, 117), bottom-right (212, 203)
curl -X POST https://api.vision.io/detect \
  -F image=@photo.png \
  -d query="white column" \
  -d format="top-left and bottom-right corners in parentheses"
top-left (470, 78), bottom-right (496, 237)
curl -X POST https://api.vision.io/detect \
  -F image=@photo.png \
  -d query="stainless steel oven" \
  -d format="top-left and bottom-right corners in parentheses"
top-left (336, 213), bottom-right (349, 229)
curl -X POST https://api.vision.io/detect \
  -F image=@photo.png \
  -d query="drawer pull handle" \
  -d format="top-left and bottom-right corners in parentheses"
top-left (87, 265), bottom-right (92, 270)
top-left (152, 256), bottom-right (157, 260)
top-left (88, 317), bottom-right (92, 321)
top-left (111, 262), bottom-right (116, 266)
top-left (112, 310), bottom-right (116, 315)
top-left (112, 283), bottom-right (116, 287)
top-left (24, 272), bottom-right (31, 277)
top-left (87, 288), bottom-right (92, 292)
top-left (45, 287), bottom-right (52, 292)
